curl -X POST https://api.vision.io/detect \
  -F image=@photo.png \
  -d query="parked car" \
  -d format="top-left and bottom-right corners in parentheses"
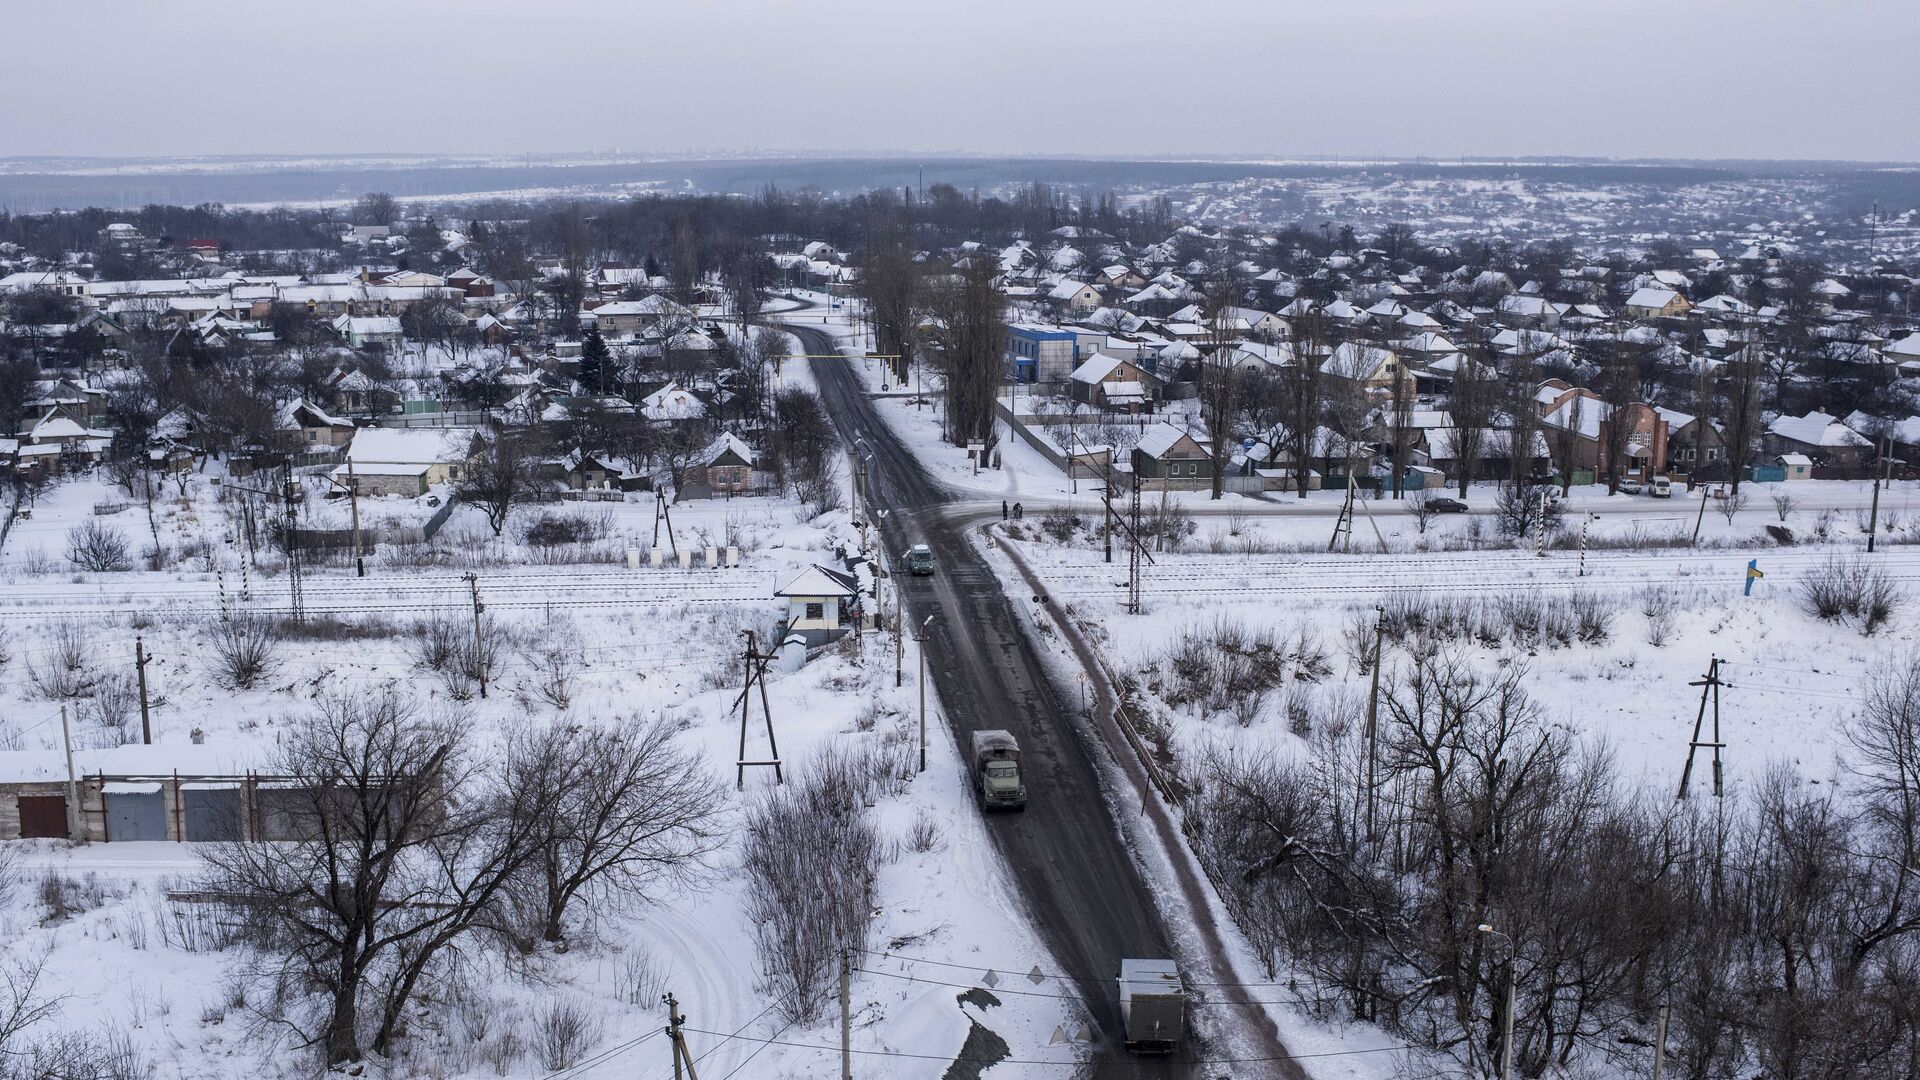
top-left (1619, 478), bottom-right (1644, 495)
top-left (904, 544), bottom-right (935, 575)
top-left (1424, 496), bottom-right (1469, 513)
top-left (1650, 476), bottom-right (1672, 498)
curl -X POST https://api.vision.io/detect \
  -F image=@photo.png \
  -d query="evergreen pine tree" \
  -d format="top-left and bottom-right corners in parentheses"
top-left (579, 325), bottom-right (610, 395)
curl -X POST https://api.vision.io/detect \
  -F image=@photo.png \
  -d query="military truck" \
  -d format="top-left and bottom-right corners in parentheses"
top-left (1118, 958), bottom-right (1185, 1054)
top-left (969, 730), bottom-right (1025, 810)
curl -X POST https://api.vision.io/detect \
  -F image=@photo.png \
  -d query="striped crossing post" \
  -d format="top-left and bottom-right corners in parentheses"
top-left (1578, 513), bottom-right (1596, 576)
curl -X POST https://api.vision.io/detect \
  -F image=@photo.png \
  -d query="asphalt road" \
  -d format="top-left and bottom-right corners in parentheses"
top-left (790, 323), bottom-right (1219, 1077)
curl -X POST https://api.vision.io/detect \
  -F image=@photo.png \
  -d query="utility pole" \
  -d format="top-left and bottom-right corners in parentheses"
top-left (1867, 435), bottom-right (1886, 553)
top-left (662, 992), bottom-right (700, 1080)
top-left (1501, 959), bottom-right (1516, 1080)
top-left (840, 947), bottom-right (853, 1080)
top-left (1362, 607), bottom-right (1385, 842)
top-left (1479, 923), bottom-right (1516, 1080)
top-left (893, 570), bottom-right (903, 689)
top-left (347, 456), bottom-right (365, 577)
top-left (1691, 485), bottom-right (1710, 546)
top-left (736, 630), bottom-right (784, 789)
top-left (134, 636), bottom-right (152, 745)
top-left (463, 572), bottom-right (487, 698)
top-left (1652, 1005), bottom-right (1669, 1080)
top-left (60, 705), bottom-right (81, 842)
top-left (1678, 656), bottom-right (1725, 799)
top-left (917, 617), bottom-right (932, 773)
top-left (282, 472), bottom-right (305, 624)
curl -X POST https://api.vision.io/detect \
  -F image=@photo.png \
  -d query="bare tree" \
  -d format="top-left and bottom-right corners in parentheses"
top-left (1449, 346), bottom-right (1498, 498)
top-left (65, 519), bottom-right (131, 572)
top-left (1719, 343), bottom-right (1766, 495)
top-left (201, 692), bottom-right (462, 1064)
top-left (457, 436), bottom-right (543, 537)
top-left (859, 219), bottom-right (919, 385)
top-left (1200, 264), bottom-right (1245, 499)
top-left (506, 716), bottom-right (724, 944)
top-left (926, 258), bottom-right (1006, 449)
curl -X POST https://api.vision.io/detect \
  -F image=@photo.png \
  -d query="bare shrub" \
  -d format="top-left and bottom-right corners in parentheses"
top-left (1639, 586), bottom-right (1678, 647)
top-left (619, 950), bottom-right (669, 1007)
top-left (523, 614), bottom-right (582, 710)
top-left (532, 1001), bottom-right (600, 1071)
top-left (1770, 493), bottom-right (1796, 521)
top-left (1494, 483), bottom-right (1564, 538)
top-left (1039, 508), bottom-right (1083, 545)
top-left (791, 475), bottom-right (844, 519)
top-left (1568, 592), bottom-right (1615, 644)
top-left (27, 621), bottom-right (97, 700)
top-left (82, 672), bottom-right (140, 744)
top-left (65, 519), bottom-right (132, 572)
top-left (1717, 488), bottom-right (1748, 525)
top-left (1144, 500), bottom-right (1196, 552)
top-left (1799, 555), bottom-right (1902, 634)
top-left (905, 809), bottom-right (945, 853)
top-left (208, 613), bottom-right (282, 690)
top-left (740, 751), bottom-right (882, 1024)
top-left (411, 611), bottom-right (504, 699)
top-left (1161, 618), bottom-right (1286, 717)
top-left (1406, 492), bottom-right (1441, 534)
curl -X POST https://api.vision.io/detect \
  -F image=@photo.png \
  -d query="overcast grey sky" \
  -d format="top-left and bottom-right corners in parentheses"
top-left (8, 0), bottom-right (1917, 162)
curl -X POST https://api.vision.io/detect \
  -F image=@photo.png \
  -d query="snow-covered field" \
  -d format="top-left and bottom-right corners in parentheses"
top-left (0, 454), bottom-right (1076, 1077)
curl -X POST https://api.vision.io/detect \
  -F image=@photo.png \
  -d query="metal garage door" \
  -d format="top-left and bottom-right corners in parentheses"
top-left (257, 787), bottom-right (320, 841)
top-left (16, 795), bottom-right (68, 839)
top-left (105, 786), bottom-right (168, 841)
top-left (182, 787), bottom-right (243, 841)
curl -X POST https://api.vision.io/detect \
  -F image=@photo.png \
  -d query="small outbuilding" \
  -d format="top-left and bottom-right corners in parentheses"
top-left (776, 564), bottom-right (861, 646)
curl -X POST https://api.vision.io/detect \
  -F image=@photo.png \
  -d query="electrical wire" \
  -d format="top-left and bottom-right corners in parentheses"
top-left (539, 1027), bottom-right (661, 1080)
top-left (854, 965), bottom-right (1343, 1008)
top-left (677, 1025), bottom-right (1416, 1066)
top-left (856, 946), bottom-right (1435, 993)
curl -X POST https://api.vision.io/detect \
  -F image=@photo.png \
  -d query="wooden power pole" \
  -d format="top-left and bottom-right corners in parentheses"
top-left (735, 630), bottom-right (783, 789)
top-left (1678, 656), bottom-right (1725, 799)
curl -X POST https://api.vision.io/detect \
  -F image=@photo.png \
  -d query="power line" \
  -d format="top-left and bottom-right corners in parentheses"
top-left (856, 946), bottom-right (1433, 993)
top-left (677, 1025), bottom-right (1415, 1066)
top-left (539, 1027), bottom-right (661, 1080)
top-left (854, 965), bottom-right (1341, 1007)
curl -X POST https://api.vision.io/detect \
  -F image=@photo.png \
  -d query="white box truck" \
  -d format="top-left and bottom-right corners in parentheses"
top-left (1119, 958), bottom-right (1185, 1054)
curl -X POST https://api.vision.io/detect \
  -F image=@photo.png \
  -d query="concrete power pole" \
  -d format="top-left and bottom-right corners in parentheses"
top-left (662, 992), bottom-right (700, 1080)
top-left (134, 636), bottom-right (153, 744)
top-left (840, 947), bottom-right (853, 1080)
top-left (60, 705), bottom-right (81, 841)
top-left (463, 573), bottom-right (487, 698)
top-left (1652, 1005), bottom-right (1669, 1080)
top-left (347, 456), bottom-right (365, 576)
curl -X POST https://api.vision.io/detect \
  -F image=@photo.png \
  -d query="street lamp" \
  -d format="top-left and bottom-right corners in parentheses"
top-left (1479, 924), bottom-right (1516, 1080)
top-left (916, 615), bottom-right (935, 773)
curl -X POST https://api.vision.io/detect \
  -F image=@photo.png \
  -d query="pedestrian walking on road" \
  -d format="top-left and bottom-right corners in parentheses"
top-left (1013, 501), bottom-right (1024, 520)
top-left (1002, 500), bottom-right (1009, 521)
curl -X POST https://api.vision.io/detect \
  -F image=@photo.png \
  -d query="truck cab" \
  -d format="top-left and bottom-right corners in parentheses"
top-left (970, 730), bottom-right (1025, 810)
top-left (904, 543), bottom-right (935, 576)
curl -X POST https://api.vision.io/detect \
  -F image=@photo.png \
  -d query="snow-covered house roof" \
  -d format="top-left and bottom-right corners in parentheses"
top-left (776, 564), bottom-right (859, 599)
top-left (642, 383), bottom-right (706, 421)
top-left (346, 426), bottom-right (479, 465)
top-left (1135, 422), bottom-right (1202, 460)
top-left (1767, 411), bottom-right (1870, 449)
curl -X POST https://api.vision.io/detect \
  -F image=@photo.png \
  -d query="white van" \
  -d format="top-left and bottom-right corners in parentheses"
top-left (1650, 476), bottom-right (1672, 498)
